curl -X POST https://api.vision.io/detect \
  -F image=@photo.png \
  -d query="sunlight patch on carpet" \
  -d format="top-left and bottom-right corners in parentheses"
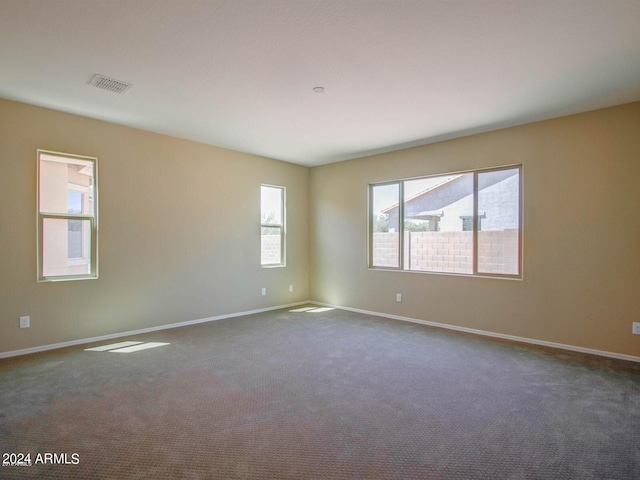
top-left (109, 342), bottom-right (170, 353)
top-left (85, 341), bottom-right (143, 351)
top-left (85, 341), bottom-right (170, 353)
top-left (289, 307), bottom-right (336, 313)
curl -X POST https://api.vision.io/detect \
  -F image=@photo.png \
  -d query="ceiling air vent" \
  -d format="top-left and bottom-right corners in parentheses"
top-left (89, 74), bottom-right (132, 94)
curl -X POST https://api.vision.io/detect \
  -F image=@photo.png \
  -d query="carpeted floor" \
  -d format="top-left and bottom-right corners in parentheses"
top-left (1, 306), bottom-right (638, 479)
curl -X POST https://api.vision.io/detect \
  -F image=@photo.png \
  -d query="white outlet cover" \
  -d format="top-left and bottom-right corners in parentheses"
top-left (633, 322), bottom-right (640, 335)
top-left (19, 316), bottom-right (30, 328)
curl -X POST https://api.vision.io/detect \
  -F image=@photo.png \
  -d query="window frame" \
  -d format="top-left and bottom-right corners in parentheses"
top-left (260, 184), bottom-right (286, 268)
top-left (368, 164), bottom-right (522, 279)
top-left (37, 149), bottom-right (98, 282)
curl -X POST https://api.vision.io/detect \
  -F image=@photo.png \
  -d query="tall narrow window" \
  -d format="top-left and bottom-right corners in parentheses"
top-left (369, 165), bottom-right (521, 278)
top-left (477, 167), bottom-right (520, 275)
top-left (261, 185), bottom-right (285, 266)
top-left (37, 150), bottom-right (98, 281)
top-left (370, 183), bottom-right (400, 268)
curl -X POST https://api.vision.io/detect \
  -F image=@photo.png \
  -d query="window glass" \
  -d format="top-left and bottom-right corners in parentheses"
top-left (403, 174), bottom-right (473, 274)
top-left (67, 191), bottom-right (83, 214)
top-left (261, 227), bottom-right (282, 265)
top-left (38, 151), bottom-right (97, 281)
top-left (370, 183), bottom-right (400, 268)
top-left (42, 218), bottom-right (92, 276)
top-left (477, 168), bottom-right (520, 275)
top-left (369, 165), bottom-right (521, 278)
top-left (39, 155), bottom-right (94, 214)
top-left (261, 185), bottom-right (285, 266)
top-left (261, 186), bottom-right (283, 225)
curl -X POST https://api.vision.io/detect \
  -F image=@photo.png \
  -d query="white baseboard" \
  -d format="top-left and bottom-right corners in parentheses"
top-left (0, 301), bottom-right (310, 359)
top-left (4, 300), bottom-right (638, 364)
top-left (311, 301), bottom-right (640, 364)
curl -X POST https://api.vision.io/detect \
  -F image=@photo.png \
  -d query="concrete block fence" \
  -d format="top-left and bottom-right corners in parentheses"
top-left (373, 230), bottom-right (518, 275)
top-left (261, 234), bottom-right (282, 264)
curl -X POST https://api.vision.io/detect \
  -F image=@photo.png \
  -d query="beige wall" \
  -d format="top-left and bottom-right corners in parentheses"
top-left (2, 98), bottom-right (639, 359)
top-left (310, 102), bottom-right (640, 358)
top-left (0, 98), bottom-right (309, 354)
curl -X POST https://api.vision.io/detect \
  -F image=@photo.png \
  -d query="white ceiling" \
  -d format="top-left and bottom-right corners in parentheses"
top-left (1, 0), bottom-right (639, 166)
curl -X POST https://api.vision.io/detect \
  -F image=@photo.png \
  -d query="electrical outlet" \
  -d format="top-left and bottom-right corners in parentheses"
top-left (261, 288), bottom-right (266, 296)
top-left (633, 322), bottom-right (640, 335)
top-left (289, 285), bottom-right (294, 292)
top-left (396, 293), bottom-right (402, 303)
top-left (19, 316), bottom-right (30, 329)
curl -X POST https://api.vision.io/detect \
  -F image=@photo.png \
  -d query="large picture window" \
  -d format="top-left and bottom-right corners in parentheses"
top-left (369, 165), bottom-right (521, 278)
top-left (37, 150), bottom-right (98, 281)
top-left (261, 184), bottom-right (285, 267)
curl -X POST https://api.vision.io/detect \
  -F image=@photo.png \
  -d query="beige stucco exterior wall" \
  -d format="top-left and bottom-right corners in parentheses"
top-left (0, 98), bottom-right (309, 354)
top-left (309, 101), bottom-right (640, 358)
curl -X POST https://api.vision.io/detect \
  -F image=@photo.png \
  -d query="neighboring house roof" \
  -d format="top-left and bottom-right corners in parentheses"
top-left (381, 169), bottom-right (518, 217)
top-left (381, 175), bottom-right (461, 214)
